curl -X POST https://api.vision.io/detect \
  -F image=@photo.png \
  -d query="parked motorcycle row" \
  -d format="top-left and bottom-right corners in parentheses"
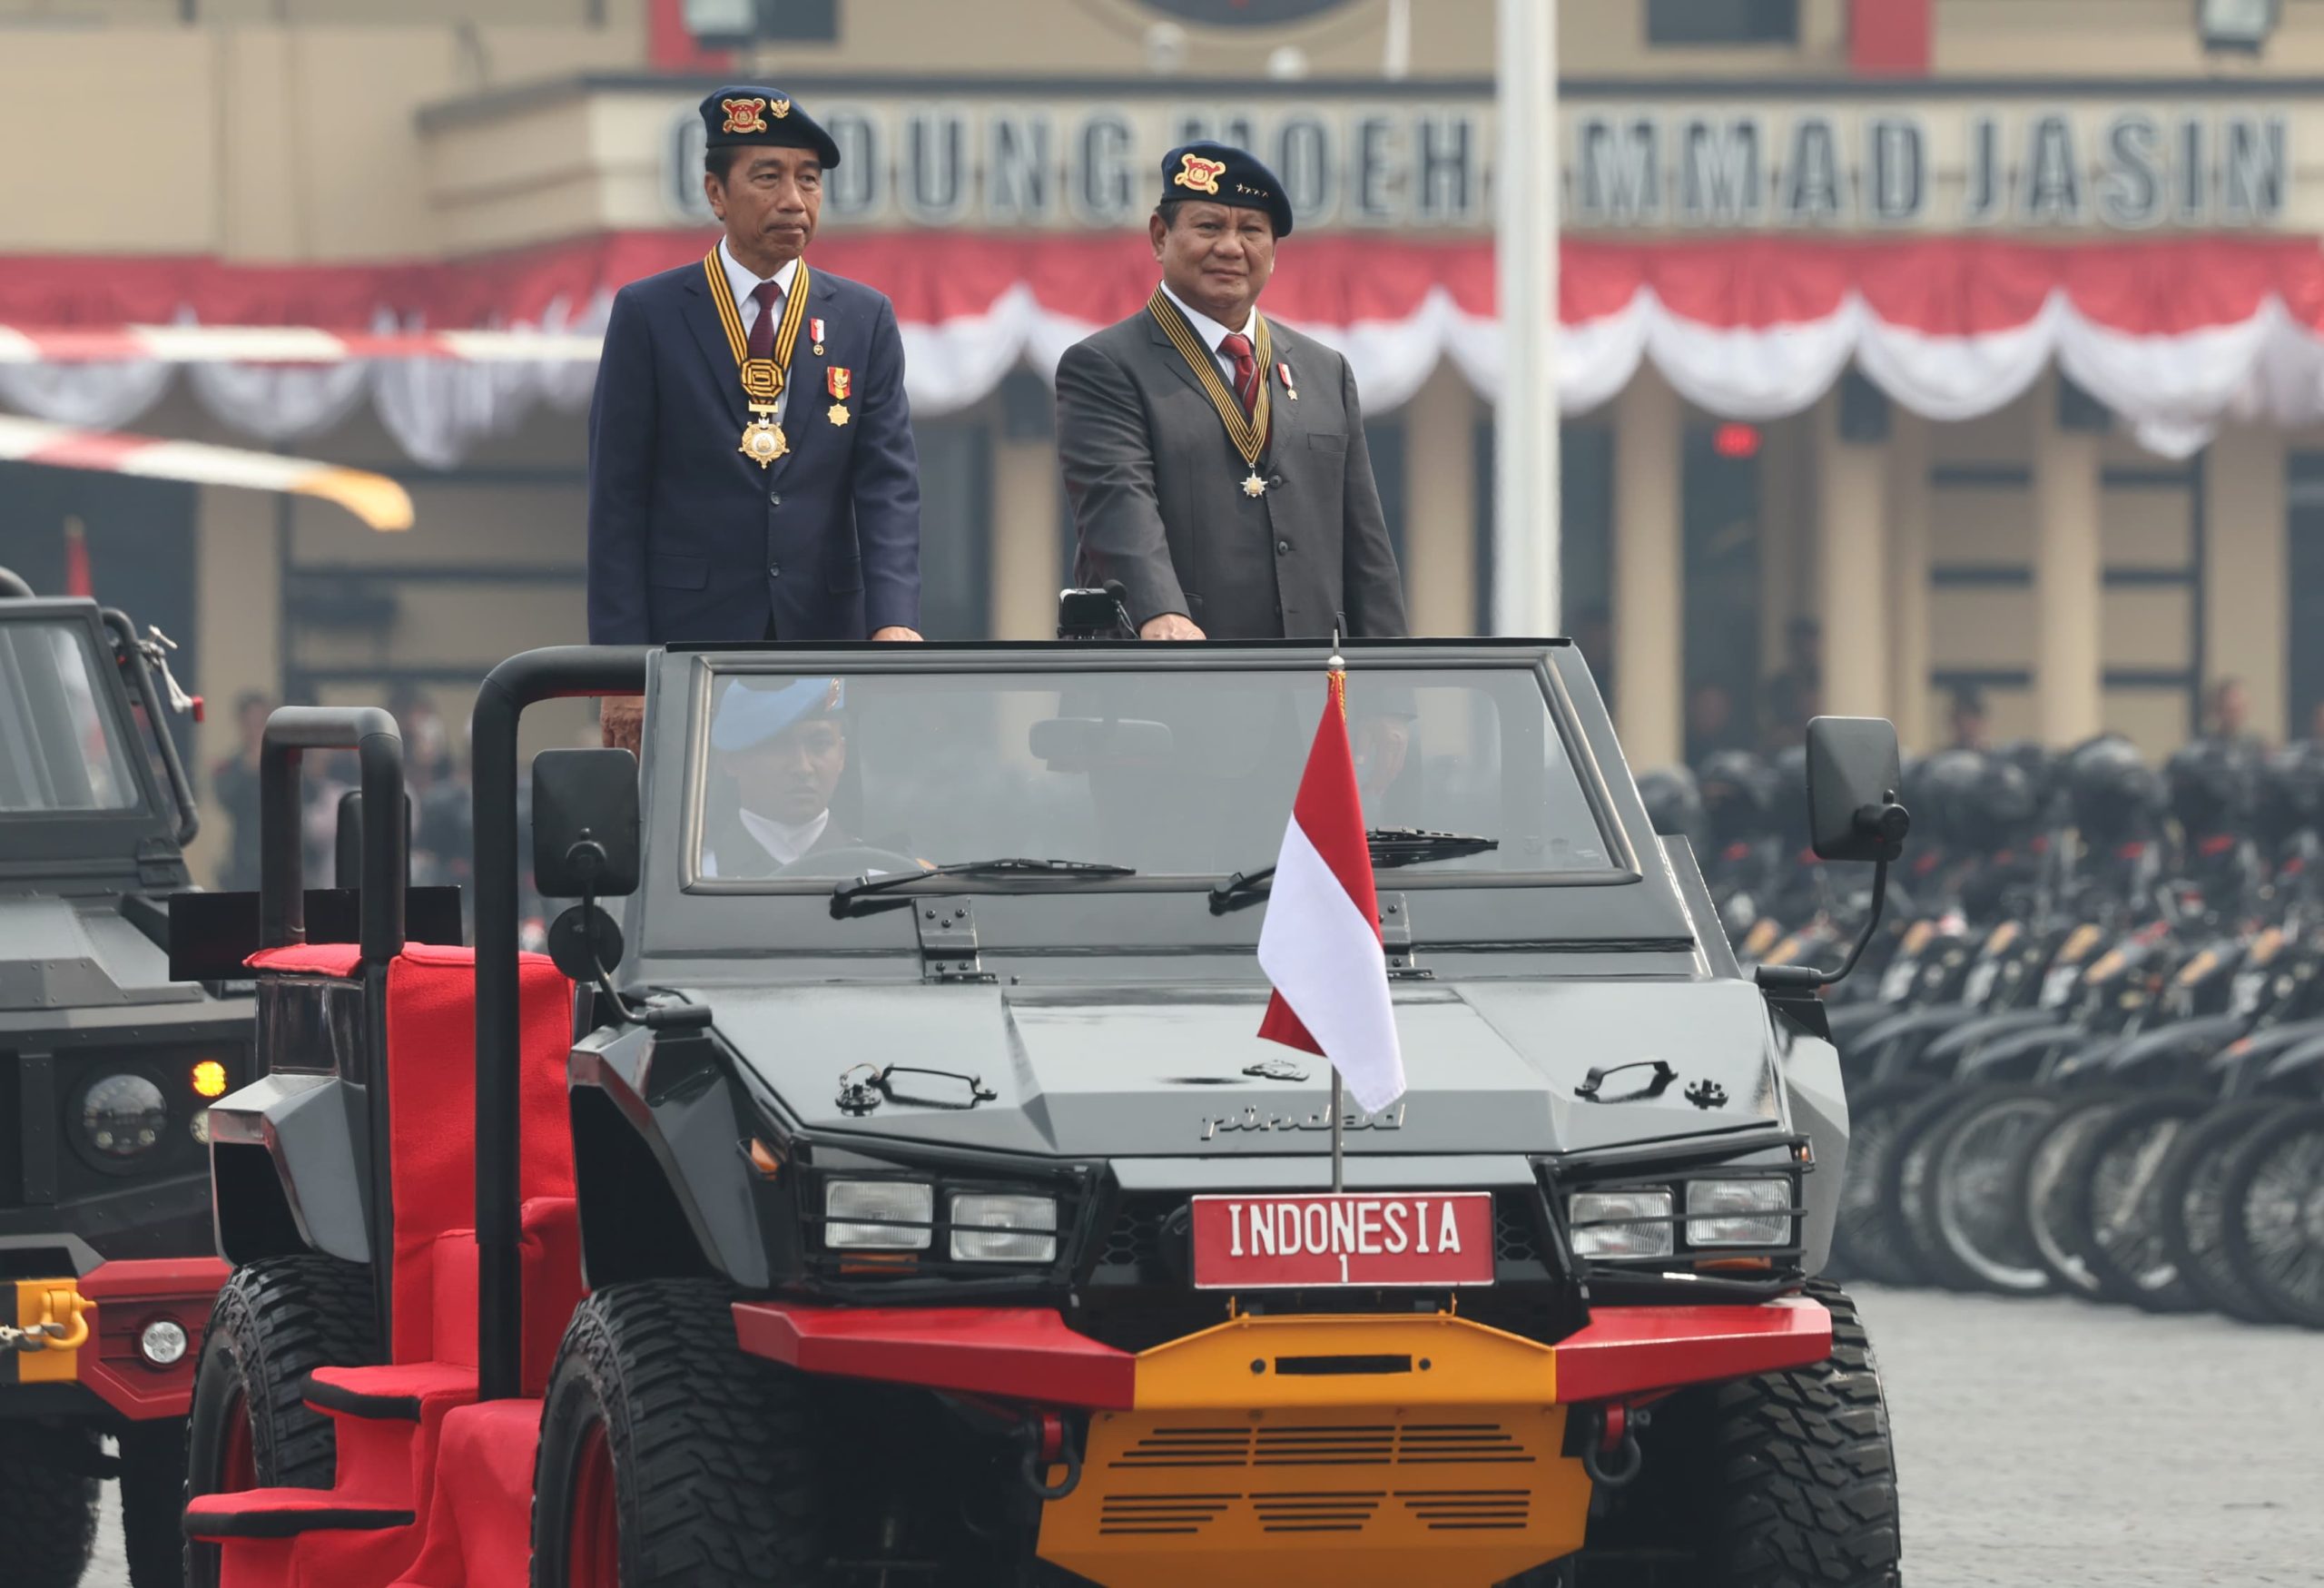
top-left (1644, 735), bottom-right (2324, 1327)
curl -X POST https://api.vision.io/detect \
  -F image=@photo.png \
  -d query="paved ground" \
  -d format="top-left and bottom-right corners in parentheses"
top-left (79, 1284), bottom-right (2324, 1585)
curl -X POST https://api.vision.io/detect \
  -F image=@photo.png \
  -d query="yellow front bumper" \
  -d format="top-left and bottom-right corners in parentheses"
top-left (1037, 1312), bottom-right (1590, 1588)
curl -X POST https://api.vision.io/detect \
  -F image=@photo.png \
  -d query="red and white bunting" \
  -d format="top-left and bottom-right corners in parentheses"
top-left (1256, 668), bottom-right (1405, 1116)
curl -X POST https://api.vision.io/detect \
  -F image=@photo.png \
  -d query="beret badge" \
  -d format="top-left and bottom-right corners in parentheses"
top-left (770, 96), bottom-right (792, 119)
top-left (721, 96), bottom-right (769, 134)
top-left (1173, 152), bottom-right (1227, 196)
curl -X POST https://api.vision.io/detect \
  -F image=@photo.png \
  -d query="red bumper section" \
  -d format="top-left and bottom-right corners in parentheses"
top-left (54, 1257), bottom-right (229, 1420)
top-left (731, 1297), bottom-right (1832, 1410)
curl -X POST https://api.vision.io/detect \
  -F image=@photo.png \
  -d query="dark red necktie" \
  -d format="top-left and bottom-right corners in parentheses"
top-left (1218, 331), bottom-right (1260, 418)
top-left (746, 279), bottom-right (782, 359)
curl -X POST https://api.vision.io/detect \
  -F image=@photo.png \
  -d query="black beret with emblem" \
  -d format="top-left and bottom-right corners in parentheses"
top-left (1157, 141), bottom-right (1293, 237)
top-left (701, 84), bottom-right (842, 168)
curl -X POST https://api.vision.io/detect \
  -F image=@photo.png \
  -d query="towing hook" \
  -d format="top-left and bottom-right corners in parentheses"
top-left (1017, 1412), bottom-right (1084, 1503)
top-left (0, 1289), bottom-right (92, 1354)
top-left (1581, 1404), bottom-right (1646, 1490)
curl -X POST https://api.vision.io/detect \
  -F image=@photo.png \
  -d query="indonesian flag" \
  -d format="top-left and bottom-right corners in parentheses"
top-left (1256, 668), bottom-right (1406, 1113)
top-left (64, 519), bottom-right (93, 597)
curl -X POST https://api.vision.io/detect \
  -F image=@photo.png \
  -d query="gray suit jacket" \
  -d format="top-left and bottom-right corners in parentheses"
top-left (1056, 310), bottom-right (1408, 639)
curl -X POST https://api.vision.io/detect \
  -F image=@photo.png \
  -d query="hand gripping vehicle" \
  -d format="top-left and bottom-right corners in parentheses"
top-left (0, 567), bottom-right (250, 1586)
top-left (183, 634), bottom-right (1907, 1587)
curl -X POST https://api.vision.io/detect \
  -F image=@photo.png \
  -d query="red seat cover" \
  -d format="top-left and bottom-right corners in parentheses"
top-left (382, 944), bottom-right (577, 1366)
top-left (245, 942), bottom-right (366, 977)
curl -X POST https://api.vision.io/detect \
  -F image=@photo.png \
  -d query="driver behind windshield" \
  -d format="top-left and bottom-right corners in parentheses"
top-left (704, 677), bottom-right (858, 879)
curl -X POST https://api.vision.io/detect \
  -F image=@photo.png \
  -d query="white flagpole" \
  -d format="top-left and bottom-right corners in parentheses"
top-left (1492, 0), bottom-right (1560, 636)
top-left (1330, 626), bottom-right (1348, 1196)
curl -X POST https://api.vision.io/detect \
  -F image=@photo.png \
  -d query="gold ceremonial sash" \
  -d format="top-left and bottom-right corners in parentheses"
top-left (1147, 289), bottom-right (1275, 492)
top-left (703, 249), bottom-right (814, 467)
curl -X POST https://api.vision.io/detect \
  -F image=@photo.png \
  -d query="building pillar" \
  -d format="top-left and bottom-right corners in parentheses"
top-left (1758, 414), bottom-right (1807, 682)
top-left (2202, 423), bottom-right (2288, 740)
top-left (1816, 388), bottom-right (1890, 722)
top-left (2034, 381), bottom-right (2104, 745)
top-left (1886, 410), bottom-right (1932, 749)
top-left (988, 438), bottom-right (1060, 641)
top-left (187, 486), bottom-right (281, 889)
top-left (1403, 360), bottom-right (1479, 636)
top-left (1612, 369), bottom-right (1683, 769)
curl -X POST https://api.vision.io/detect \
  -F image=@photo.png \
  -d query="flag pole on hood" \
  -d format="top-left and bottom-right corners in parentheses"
top-left (1257, 630), bottom-right (1407, 1197)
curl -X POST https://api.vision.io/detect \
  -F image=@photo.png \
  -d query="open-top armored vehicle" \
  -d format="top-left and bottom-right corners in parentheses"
top-left (0, 567), bottom-right (249, 1586)
top-left (184, 633), bottom-right (1903, 1587)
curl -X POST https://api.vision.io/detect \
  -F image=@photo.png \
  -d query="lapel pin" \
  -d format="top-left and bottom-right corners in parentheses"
top-left (827, 366), bottom-right (852, 426)
top-left (1279, 360), bottom-right (1297, 400)
top-left (811, 316), bottom-right (826, 355)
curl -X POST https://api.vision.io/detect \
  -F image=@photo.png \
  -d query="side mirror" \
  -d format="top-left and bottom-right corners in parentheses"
top-left (1805, 716), bottom-right (1911, 863)
top-left (533, 748), bottom-right (640, 899)
top-left (1057, 584), bottom-right (1134, 640)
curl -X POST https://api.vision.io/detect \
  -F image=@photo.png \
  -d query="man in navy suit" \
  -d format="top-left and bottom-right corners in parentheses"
top-left (589, 86), bottom-right (921, 738)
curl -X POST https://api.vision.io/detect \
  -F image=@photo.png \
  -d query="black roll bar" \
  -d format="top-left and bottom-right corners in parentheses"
top-left (0, 567), bottom-right (34, 598)
top-left (100, 608), bottom-right (202, 849)
top-left (471, 646), bottom-right (651, 1403)
top-left (258, 706), bottom-right (408, 964)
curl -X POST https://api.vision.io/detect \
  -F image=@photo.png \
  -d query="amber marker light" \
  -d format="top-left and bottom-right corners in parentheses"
top-left (192, 1060), bottom-right (229, 1100)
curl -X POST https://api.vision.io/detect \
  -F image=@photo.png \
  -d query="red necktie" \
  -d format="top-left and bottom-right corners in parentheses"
top-left (746, 279), bottom-right (782, 359)
top-left (1218, 331), bottom-right (1260, 418)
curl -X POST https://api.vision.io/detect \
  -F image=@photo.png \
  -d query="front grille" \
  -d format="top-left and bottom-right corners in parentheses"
top-left (1112, 1421), bottom-right (1536, 1470)
top-left (1494, 1197), bottom-right (1542, 1265)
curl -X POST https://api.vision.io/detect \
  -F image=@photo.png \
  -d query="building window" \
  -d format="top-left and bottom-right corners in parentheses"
top-left (684, 0), bottom-right (841, 44)
top-left (1646, 0), bottom-right (1798, 46)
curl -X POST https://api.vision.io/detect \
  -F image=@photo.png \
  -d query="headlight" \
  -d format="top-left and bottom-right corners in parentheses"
top-left (949, 1194), bottom-right (1058, 1264)
top-left (139, 1318), bottom-right (189, 1367)
top-left (80, 1074), bottom-right (168, 1160)
top-left (1686, 1179), bottom-right (1792, 1247)
top-left (1568, 1189), bottom-right (1675, 1259)
top-left (823, 1180), bottom-right (933, 1249)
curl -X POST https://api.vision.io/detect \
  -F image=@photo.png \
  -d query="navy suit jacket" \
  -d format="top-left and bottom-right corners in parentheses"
top-left (586, 258), bottom-right (921, 644)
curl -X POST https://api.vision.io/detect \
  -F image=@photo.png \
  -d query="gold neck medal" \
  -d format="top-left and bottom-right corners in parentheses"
top-left (1147, 290), bottom-right (1274, 498)
top-left (703, 251), bottom-right (813, 468)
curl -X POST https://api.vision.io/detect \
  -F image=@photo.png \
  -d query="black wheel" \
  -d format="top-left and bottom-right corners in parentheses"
top-left (2158, 1098), bottom-right (2286, 1324)
top-left (1829, 1079), bottom-right (1935, 1287)
top-left (532, 1278), bottom-right (830, 1586)
top-left (2014, 1095), bottom-right (2123, 1299)
top-left (2222, 1102), bottom-right (2324, 1328)
top-left (120, 1419), bottom-right (192, 1586)
top-left (185, 1257), bottom-right (380, 1587)
top-left (2064, 1091), bottom-right (2210, 1313)
top-left (1915, 1082), bottom-right (2063, 1296)
top-left (0, 1423), bottom-right (99, 1588)
top-left (1703, 1279), bottom-right (1902, 1587)
top-left (1882, 1084), bottom-right (1982, 1287)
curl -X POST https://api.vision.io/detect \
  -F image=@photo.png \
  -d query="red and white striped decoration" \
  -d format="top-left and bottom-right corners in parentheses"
top-left (0, 416), bottom-right (412, 530)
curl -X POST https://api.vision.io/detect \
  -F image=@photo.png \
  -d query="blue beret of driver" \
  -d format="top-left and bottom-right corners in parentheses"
top-left (712, 677), bottom-right (845, 753)
top-left (1158, 142), bottom-right (1294, 237)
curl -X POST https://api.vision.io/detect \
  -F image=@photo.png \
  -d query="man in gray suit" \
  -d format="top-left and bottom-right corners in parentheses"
top-left (1056, 143), bottom-right (1407, 642)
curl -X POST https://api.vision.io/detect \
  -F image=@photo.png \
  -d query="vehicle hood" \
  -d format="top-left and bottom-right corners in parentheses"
top-left (704, 978), bottom-right (1784, 1160)
top-left (0, 896), bottom-right (201, 1013)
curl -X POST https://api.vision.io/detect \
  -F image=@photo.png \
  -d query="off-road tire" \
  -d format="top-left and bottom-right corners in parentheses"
top-left (1704, 1279), bottom-right (1901, 1587)
top-left (2157, 1098), bottom-right (2284, 1324)
top-left (531, 1278), bottom-right (827, 1586)
top-left (2063, 1092), bottom-right (2210, 1313)
top-left (0, 1424), bottom-right (100, 1588)
top-left (1829, 1079), bottom-right (1937, 1287)
top-left (2221, 1102), bottom-right (2324, 1329)
top-left (186, 1256), bottom-right (380, 1586)
top-left (121, 1419), bottom-right (192, 1585)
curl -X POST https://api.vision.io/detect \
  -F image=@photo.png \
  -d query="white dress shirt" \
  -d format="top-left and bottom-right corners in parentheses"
top-left (701, 804), bottom-right (831, 878)
top-left (720, 238), bottom-right (802, 425)
top-left (1159, 281), bottom-right (1259, 387)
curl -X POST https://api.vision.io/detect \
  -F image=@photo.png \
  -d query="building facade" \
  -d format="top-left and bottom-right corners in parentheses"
top-left (4, 0), bottom-right (2323, 883)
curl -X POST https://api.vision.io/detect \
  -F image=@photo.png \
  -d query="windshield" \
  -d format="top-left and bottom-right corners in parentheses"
top-left (685, 662), bottom-right (1619, 890)
top-left (0, 621), bottom-right (139, 814)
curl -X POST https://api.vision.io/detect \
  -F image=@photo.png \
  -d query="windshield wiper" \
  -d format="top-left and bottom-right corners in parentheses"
top-left (832, 857), bottom-right (1136, 913)
top-left (1209, 829), bottom-right (1499, 914)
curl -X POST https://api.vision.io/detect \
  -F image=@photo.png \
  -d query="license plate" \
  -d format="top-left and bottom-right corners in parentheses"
top-left (1189, 1192), bottom-right (1496, 1289)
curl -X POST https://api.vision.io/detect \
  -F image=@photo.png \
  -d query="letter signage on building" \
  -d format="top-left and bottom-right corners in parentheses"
top-left (662, 93), bottom-right (2294, 233)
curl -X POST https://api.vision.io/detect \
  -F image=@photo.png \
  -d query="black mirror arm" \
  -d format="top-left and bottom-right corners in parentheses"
top-left (1756, 858), bottom-right (1890, 993)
